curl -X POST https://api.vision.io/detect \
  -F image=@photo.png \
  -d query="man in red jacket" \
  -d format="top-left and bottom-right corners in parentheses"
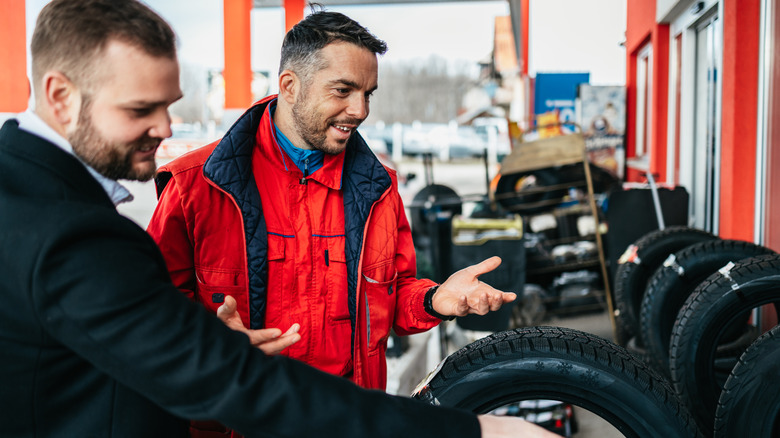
top-left (148, 3), bottom-right (515, 413)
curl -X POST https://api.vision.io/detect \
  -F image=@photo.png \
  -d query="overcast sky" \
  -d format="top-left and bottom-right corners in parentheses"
top-left (24, 0), bottom-right (626, 85)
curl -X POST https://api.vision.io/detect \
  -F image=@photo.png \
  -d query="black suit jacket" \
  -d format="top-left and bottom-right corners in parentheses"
top-left (0, 120), bottom-right (480, 437)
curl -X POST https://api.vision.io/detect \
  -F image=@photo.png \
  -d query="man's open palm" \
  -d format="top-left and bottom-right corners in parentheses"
top-left (433, 256), bottom-right (517, 317)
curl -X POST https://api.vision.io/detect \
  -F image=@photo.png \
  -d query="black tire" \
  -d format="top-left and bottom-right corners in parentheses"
top-left (557, 161), bottom-right (621, 195)
top-left (639, 240), bottom-right (774, 375)
top-left (494, 163), bottom-right (619, 215)
top-left (494, 168), bottom-right (565, 215)
top-left (613, 226), bottom-right (717, 344)
top-left (510, 284), bottom-right (547, 328)
top-left (409, 183), bottom-right (461, 248)
top-left (412, 326), bottom-right (702, 438)
top-left (714, 324), bottom-right (780, 437)
top-left (624, 335), bottom-right (657, 371)
top-left (669, 254), bottom-right (780, 435)
top-left (713, 323), bottom-right (761, 357)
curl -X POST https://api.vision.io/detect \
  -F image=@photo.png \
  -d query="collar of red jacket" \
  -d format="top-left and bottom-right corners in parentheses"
top-left (255, 98), bottom-right (345, 191)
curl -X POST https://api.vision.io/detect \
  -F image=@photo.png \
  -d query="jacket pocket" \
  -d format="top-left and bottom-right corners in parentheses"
top-left (364, 270), bottom-right (398, 351)
top-left (194, 267), bottom-right (245, 316)
top-left (363, 348), bottom-right (388, 390)
top-left (326, 236), bottom-right (350, 321)
top-left (267, 233), bottom-right (286, 261)
top-left (265, 233), bottom-right (287, 299)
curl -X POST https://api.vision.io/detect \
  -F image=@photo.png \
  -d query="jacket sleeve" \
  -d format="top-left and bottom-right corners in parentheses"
top-left (147, 173), bottom-right (196, 300)
top-left (35, 207), bottom-right (481, 438)
top-left (392, 189), bottom-right (442, 335)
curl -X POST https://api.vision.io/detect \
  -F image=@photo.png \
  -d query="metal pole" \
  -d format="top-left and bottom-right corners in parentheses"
top-left (646, 172), bottom-right (666, 230)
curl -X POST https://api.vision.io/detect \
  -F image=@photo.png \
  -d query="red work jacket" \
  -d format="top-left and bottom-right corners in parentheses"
top-left (148, 96), bottom-right (441, 393)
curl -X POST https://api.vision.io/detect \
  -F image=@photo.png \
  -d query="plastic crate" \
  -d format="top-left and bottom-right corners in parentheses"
top-left (450, 215), bottom-right (525, 332)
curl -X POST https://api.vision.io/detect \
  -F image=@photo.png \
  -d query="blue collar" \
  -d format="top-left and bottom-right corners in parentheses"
top-left (270, 104), bottom-right (324, 176)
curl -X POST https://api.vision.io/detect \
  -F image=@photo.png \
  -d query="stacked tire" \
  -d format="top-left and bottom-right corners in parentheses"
top-left (639, 239), bottom-right (774, 376)
top-left (612, 227), bottom-right (717, 357)
top-left (670, 254), bottom-right (780, 435)
top-left (714, 323), bottom-right (780, 437)
top-left (612, 227), bottom-right (780, 436)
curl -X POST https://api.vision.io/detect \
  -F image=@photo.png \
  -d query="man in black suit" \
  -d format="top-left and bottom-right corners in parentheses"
top-left (0, 1), bottom-right (556, 437)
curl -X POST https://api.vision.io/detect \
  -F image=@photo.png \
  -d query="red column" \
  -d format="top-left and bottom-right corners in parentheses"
top-left (650, 24), bottom-right (670, 182)
top-left (223, 0), bottom-right (253, 110)
top-left (625, 49), bottom-right (638, 181)
top-left (0, 0), bottom-right (28, 112)
top-left (284, 0), bottom-right (305, 32)
top-left (624, 0), bottom-right (656, 182)
top-left (520, 0), bottom-right (529, 76)
top-left (719, 0), bottom-right (760, 241)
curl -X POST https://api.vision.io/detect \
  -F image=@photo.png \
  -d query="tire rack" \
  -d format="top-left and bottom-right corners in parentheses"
top-left (497, 126), bottom-right (618, 340)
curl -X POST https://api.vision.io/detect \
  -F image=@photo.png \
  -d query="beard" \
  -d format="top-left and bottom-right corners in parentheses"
top-left (291, 92), bottom-right (363, 155)
top-left (68, 97), bottom-right (161, 181)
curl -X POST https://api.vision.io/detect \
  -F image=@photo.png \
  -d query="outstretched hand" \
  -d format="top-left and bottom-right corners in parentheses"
top-left (216, 295), bottom-right (301, 355)
top-left (433, 256), bottom-right (517, 318)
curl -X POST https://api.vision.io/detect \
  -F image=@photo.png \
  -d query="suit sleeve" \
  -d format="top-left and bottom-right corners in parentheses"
top-left (34, 208), bottom-right (480, 438)
top-left (147, 174), bottom-right (196, 299)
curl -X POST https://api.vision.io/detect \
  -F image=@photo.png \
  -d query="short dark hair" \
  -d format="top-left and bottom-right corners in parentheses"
top-left (31, 0), bottom-right (177, 96)
top-left (279, 7), bottom-right (387, 81)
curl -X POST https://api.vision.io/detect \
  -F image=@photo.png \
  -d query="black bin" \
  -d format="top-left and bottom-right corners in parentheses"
top-left (450, 215), bottom-right (525, 332)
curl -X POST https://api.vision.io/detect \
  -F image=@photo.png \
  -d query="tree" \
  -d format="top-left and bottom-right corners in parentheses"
top-left (367, 55), bottom-right (477, 124)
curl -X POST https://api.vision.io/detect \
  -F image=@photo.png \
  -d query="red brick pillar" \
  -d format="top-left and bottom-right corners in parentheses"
top-left (284, 0), bottom-right (305, 32)
top-left (1, 0), bottom-right (29, 113)
top-left (223, 0), bottom-right (253, 112)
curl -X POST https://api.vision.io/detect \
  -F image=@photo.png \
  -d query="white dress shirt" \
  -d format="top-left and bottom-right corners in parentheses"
top-left (15, 109), bottom-right (134, 206)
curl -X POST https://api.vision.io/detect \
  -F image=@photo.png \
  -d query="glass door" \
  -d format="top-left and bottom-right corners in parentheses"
top-left (761, 0), bottom-right (780, 250)
top-left (691, 14), bottom-right (721, 232)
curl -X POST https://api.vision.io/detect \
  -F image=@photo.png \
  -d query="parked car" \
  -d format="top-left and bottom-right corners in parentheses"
top-left (473, 117), bottom-right (512, 159)
top-left (401, 122), bottom-right (449, 157)
top-left (448, 126), bottom-right (488, 159)
top-left (358, 123), bottom-right (396, 154)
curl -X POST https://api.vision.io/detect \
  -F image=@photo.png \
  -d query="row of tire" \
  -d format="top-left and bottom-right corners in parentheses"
top-left (612, 225), bottom-right (780, 437)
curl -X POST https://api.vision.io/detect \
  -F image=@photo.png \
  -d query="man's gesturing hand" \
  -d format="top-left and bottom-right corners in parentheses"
top-left (432, 256), bottom-right (517, 317)
top-left (216, 295), bottom-right (301, 355)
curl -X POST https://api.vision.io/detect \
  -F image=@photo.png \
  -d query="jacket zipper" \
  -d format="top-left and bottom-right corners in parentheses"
top-left (300, 158), bottom-right (308, 185)
top-left (355, 185), bottom-right (392, 355)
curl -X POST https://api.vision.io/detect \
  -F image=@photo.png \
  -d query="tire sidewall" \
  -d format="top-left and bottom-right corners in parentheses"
top-left (614, 227), bottom-right (717, 342)
top-left (640, 241), bottom-right (773, 374)
top-left (421, 327), bottom-right (700, 438)
top-left (670, 257), bottom-right (780, 433)
top-left (714, 325), bottom-right (780, 437)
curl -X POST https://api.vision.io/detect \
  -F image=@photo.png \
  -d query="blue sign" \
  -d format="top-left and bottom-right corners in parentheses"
top-left (534, 72), bottom-right (590, 123)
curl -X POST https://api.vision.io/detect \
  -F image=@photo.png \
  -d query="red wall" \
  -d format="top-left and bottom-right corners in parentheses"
top-left (719, 0), bottom-right (760, 241)
top-left (625, 0), bottom-right (656, 50)
top-left (625, 0), bottom-right (669, 182)
top-left (624, 0), bottom-right (656, 175)
top-left (625, 0), bottom-right (761, 240)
